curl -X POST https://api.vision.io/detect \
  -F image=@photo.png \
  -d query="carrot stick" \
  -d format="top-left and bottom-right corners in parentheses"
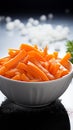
top-left (43, 46), bottom-right (48, 56)
top-left (32, 60), bottom-right (54, 80)
top-left (45, 54), bottom-right (54, 61)
top-left (16, 62), bottom-right (27, 72)
top-left (22, 55), bottom-right (29, 64)
top-left (20, 44), bottom-right (43, 56)
top-left (61, 69), bottom-right (69, 76)
top-left (20, 44), bottom-right (38, 51)
top-left (60, 52), bottom-right (71, 65)
top-left (55, 70), bottom-right (63, 79)
top-left (27, 61), bottom-right (49, 81)
top-left (12, 74), bottom-right (21, 80)
top-left (21, 73), bottom-right (29, 81)
top-left (0, 56), bottom-right (10, 65)
top-left (0, 66), bottom-right (7, 75)
top-left (5, 68), bottom-right (18, 78)
top-left (52, 63), bottom-right (60, 75)
top-left (53, 51), bottom-right (58, 59)
top-left (26, 72), bottom-right (34, 80)
top-left (8, 49), bottom-right (19, 57)
top-left (48, 61), bottom-right (60, 76)
top-left (40, 61), bottom-right (49, 70)
top-left (28, 50), bottom-right (45, 61)
top-left (4, 49), bottom-right (26, 69)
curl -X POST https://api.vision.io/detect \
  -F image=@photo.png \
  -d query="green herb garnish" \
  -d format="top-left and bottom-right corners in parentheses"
top-left (66, 40), bottom-right (73, 63)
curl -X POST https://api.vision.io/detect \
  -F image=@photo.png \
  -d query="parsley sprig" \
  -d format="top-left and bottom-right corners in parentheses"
top-left (66, 40), bottom-right (73, 63)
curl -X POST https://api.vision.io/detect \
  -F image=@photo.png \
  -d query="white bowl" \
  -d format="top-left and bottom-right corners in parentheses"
top-left (0, 62), bottom-right (73, 107)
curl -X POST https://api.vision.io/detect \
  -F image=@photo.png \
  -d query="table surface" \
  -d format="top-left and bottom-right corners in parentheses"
top-left (0, 12), bottom-right (73, 129)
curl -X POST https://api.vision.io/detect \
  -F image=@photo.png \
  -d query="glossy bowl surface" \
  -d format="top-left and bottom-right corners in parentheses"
top-left (0, 62), bottom-right (73, 107)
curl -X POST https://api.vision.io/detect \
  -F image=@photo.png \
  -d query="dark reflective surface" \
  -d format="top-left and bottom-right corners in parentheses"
top-left (0, 99), bottom-right (70, 130)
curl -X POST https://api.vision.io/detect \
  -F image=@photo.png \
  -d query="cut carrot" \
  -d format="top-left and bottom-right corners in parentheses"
top-left (55, 70), bottom-right (63, 79)
top-left (40, 61), bottom-right (49, 70)
top-left (0, 56), bottom-right (10, 65)
top-left (5, 68), bottom-right (18, 78)
top-left (28, 50), bottom-right (45, 61)
top-left (32, 60), bottom-right (54, 80)
top-left (43, 46), bottom-right (48, 56)
top-left (0, 66), bottom-right (7, 75)
top-left (61, 69), bottom-right (69, 76)
top-left (33, 44), bottom-right (38, 49)
top-left (60, 52), bottom-right (71, 65)
top-left (20, 44), bottom-right (43, 56)
top-left (26, 72), bottom-right (34, 80)
top-left (0, 43), bottom-right (71, 82)
top-left (21, 73), bottom-right (29, 81)
top-left (4, 49), bottom-right (26, 69)
top-left (16, 62), bottom-right (27, 72)
top-left (45, 54), bottom-right (54, 61)
top-left (48, 59), bottom-right (60, 76)
top-left (20, 44), bottom-right (38, 51)
top-left (8, 49), bottom-right (19, 57)
top-left (27, 61), bottom-right (49, 81)
top-left (22, 55), bottom-right (29, 64)
top-left (52, 63), bottom-right (60, 75)
top-left (53, 51), bottom-right (58, 59)
top-left (12, 74), bottom-right (21, 80)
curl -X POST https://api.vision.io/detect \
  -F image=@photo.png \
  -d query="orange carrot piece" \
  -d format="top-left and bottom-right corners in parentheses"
top-left (55, 70), bottom-right (63, 79)
top-left (33, 44), bottom-right (38, 49)
top-left (53, 51), bottom-right (58, 59)
top-left (8, 49), bottom-right (19, 57)
top-left (32, 60), bottom-right (54, 80)
top-left (45, 54), bottom-right (54, 61)
top-left (48, 58), bottom-right (55, 71)
top-left (63, 61), bottom-right (72, 71)
top-left (21, 73), bottom-right (29, 81)
top-left (43, 46), bottom-right (48, 56)
top-left (5, 68), bottom-right (18, 78)
top-left (27, 61), bottom-right (49, 81)
top-left (0, 66), bottom-right (7, 75)
top-left (60, 52), bottom-right (71, 69)
top-left (40, 61), bottom-right (49, 70)
top-left (16, 62), bottom-right (27, 72)
top-left (52, 63), bottom-right (60, 75)
top-left (0, 56), bottom-right (10, 65)
top-left (22, 55), bottom-right (29, 64)
top-left (49, 61), bottom-right (60, 76)
top-left (26, 72), bottom-right (34, 80)
top-left (0, 65), bottom-right (2, 68)
top-left (55, 63), bottom-right (69, 78)
top-left (20, 44), bottom-right (38, 51)
top-left (28, 50), bottom-right (45, 61)
top-left (12, 74), bottom-right (21, 80)
top-left (60, 52), bottom-right (71, 65)
top-left (20, 44), bottom-right (44, 56)
top-left (61, 69), bottom-right (69, 76)
top-left (61, 60), bottom-right (71, 70)
top-left (4, 49), bottom-right (26, 69)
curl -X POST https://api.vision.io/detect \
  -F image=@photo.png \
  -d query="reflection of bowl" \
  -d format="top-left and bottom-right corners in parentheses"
top-left (0, 62), bottom-right (73, 107)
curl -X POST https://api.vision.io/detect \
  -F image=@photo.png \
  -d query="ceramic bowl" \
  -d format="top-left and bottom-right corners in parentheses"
top-left (0, 62), bottom-right (73, 107)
